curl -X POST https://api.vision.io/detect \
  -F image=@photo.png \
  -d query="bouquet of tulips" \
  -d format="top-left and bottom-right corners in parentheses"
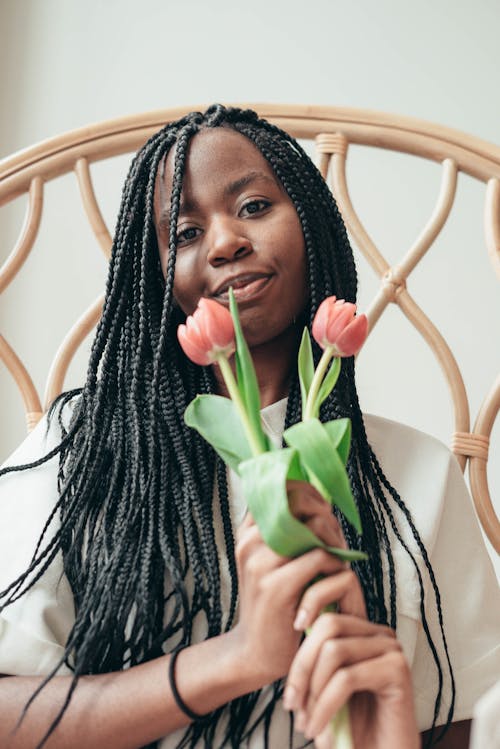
top-left (178, 289), bottom-right (368, 748)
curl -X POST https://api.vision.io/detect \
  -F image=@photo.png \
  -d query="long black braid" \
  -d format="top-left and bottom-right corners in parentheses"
top-left (0, 105), bottom-right (454, 748)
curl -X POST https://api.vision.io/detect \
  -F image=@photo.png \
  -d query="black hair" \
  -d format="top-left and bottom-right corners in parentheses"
top-left (0, 104), bottom-right (454, 748)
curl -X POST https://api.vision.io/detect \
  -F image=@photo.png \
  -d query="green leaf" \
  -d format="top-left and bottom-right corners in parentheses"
top-left (184, 394), bottom-right (252, 473)
top-left (239, 449), bottom-right (367, 561)
top-left (312, 356), bottom-right (341, 417)
top-left (298, 328), bottom-right (314, 418)
top-left (229, 288), bottom-right (268, 452)
top-left (283, 419), bottom-right (362, 534)
top-left (323, 418), bottom-right (352, 466)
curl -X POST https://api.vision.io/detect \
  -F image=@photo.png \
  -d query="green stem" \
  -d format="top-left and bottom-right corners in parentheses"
top-left (330, 704), bottom-right (353, 749)
top-left (216, 354), bottom-right (265, 457)
top-left (304, 345), bottom-right (334, 420)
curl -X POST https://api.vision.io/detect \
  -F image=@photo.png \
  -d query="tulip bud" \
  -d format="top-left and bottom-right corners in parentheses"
top-left (177, 298), bottom-right (236, 366)
top-left (312, 297), bottom-right (368, 356)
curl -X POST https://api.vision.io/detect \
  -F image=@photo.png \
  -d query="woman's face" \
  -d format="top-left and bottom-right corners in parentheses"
top-left (154, 128), bottom-right (309, 348)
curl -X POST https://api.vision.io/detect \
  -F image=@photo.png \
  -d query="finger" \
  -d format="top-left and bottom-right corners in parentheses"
top-left (287, 483), bottom-right (348, 551)
top-left (235, 526), bottom-right (289, 572)
top-left (287, 480), bottom-right (333, 517)
top-left (269, 548), bottom-right (347, 601)
top-left (236, 510), bottom-right (255, 537)
top-left (304, 650), bottom-right (412, 739)
top-left (306, 636), bottom-right (403, 716)
top-left (303, 515), bottom-right (345, 548)
top-left (286, 479), bottom-right (331, 508)
top-left (284, 614), bottom-right (396, 711)
top-left (313, 723), bottom-right (333, 749)
top-left (235, 522), bottom-right (261, 553)
top-left (295, 569), bottom-right (367, 628)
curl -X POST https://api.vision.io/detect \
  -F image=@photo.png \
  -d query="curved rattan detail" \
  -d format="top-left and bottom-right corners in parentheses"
top-left (396, 291), bottom-right (470, 471)
top-left (0, 334), bottom-right (43, 431)
top-left (44, 294), bottom-right (104, 409)
top-left (1, 105), bottom-right (500, 205)
top-left (367, 158), bottom-right (458, 331)
top-left (468, 375), bottom-right (500, 552)
top-left (328, 145), bottom-right (470, 469)
top-left (328, 138), bottom-right (388, 277)
top-left (485, 178), bottom-right (500, 281)
top-left (0, 104), bottom-right (498, 547)
top-left (397, 159), bottom-right (458, 275)
top-left (74, 157), bottom-right (112, 259)
top-left (0, 176), bottom-right (43, 294)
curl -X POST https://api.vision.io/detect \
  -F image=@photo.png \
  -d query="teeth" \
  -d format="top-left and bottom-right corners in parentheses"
top-left (218, 277), bottom-right (259, 295)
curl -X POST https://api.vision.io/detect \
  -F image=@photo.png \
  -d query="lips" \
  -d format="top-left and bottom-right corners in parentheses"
top-left (212, 272), bottom-right (273, 302)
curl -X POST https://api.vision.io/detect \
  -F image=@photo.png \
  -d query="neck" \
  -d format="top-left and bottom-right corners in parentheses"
top-left (212, 325), bottom-right (301, 409)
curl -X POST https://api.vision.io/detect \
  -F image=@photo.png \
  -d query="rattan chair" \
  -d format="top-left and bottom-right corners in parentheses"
top-left (0, 104), bottom-right (498, 552)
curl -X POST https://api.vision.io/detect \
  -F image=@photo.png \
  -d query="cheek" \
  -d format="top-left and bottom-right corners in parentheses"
top-left (172, 253), bottom-right (203, 315)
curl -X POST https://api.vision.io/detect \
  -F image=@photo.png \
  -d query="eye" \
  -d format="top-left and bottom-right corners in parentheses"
top-left (240, 199), bottom-right (271, 217)
top-left (176, 226), bottom-right (201, 245)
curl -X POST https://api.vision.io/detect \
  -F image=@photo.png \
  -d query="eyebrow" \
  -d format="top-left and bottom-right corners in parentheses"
top-left (223, 170), bottom-right (276, 198)
top-left (157, 170), bottom-right (277, 230)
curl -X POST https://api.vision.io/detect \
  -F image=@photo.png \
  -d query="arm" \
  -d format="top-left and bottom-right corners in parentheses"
top-left (0, 485), bottom-right (375, 749)
top-left (0, 633), bottom-right (261, 749)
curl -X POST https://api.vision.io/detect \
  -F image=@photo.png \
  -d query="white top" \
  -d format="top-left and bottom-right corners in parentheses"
top-left (0, 398), bottom-right (499, 747)
top-left (470, 680), bottom-right (500, 749)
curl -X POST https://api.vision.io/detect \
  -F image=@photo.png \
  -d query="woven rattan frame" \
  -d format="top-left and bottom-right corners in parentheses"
top-left (0, 103), bottom-right (499, 550)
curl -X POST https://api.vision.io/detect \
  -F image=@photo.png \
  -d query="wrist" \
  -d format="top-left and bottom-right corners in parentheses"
top-left (172, 629), bottom-right (266, 716)
top-left (213, 627), bottom-right (269, 693)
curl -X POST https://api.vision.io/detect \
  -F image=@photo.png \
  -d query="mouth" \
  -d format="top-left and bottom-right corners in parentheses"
top-left (212, 273), bottom-right (274, 303)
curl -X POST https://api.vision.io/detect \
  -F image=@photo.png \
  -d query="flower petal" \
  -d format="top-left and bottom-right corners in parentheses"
top-left (186, 313), bottom-right (211, 350)
top-left (197, 297), bottom-right (235, 349)
top-left (312, 296), bottom-right (337, 348)
top-left (325, 302), bottom-right (356, 343)
top-left (177, 324), bottom-right (212, 365)
top-left (335, 314), bottom-right (368, 357)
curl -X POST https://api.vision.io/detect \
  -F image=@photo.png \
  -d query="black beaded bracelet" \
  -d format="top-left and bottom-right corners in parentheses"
top-left (168, 646), bottom-right (210, 723)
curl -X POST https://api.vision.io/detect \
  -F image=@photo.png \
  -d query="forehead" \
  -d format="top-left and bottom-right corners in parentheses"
top-left (155, 128), bottom-right (278, 205)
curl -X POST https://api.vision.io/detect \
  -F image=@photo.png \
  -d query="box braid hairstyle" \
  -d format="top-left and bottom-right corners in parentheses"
top-left (0, 104), bottom-right (454, 748)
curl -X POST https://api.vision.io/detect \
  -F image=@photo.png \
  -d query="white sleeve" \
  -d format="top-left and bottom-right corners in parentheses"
top-left (410, 447), bottom-right (500, 730)
top-left (364, 413), bottom-right (500, 732)
top-left (0, 408), bottom-right (75, 676)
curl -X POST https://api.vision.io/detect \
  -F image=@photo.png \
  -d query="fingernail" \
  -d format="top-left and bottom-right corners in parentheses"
top-left (293, 608), bottom-right (308, 630)
top-left (283, 685), bottom-right (297, 710)
top-left (295, 709), bottom-right (307, 732)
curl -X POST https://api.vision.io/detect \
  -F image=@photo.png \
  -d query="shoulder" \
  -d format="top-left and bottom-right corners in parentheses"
top-left (362, 413), bottom-right (459, 547)
top-left (0, 393), bottom-right (81, 588)
top-left (362, 412), bottom-right (454, 471)
top-left (1, 393), bottom-right (80, 471)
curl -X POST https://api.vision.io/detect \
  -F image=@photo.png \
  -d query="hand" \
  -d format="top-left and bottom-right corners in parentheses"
top-left (282, 517), bottom-right (420, 749)
top-left (230, 482), bottom-right (349, 686)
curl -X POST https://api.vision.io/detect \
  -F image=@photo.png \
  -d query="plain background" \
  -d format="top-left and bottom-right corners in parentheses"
top-left (0, 0), bottom-right (498, 569)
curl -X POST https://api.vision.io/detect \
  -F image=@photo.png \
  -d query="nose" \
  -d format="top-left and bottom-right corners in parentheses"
top-left (206, 217), bottom-right (253, 267)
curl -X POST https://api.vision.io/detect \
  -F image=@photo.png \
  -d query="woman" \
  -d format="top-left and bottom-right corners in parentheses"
top-left (0, 105), bottom-right (497, 748)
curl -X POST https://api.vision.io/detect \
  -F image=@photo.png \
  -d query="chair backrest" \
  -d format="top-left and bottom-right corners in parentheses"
top-left (0, 104), bottom-right (499, 551)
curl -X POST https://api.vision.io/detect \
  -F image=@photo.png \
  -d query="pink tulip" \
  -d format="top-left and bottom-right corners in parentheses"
top-left (177, 298), bottom-right (236, 366)
top-left (312, 296), bottom-right (368, 356)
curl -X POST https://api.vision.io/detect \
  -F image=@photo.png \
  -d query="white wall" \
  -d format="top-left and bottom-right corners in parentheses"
top-left (0, 0), bottom-right (499, 565)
